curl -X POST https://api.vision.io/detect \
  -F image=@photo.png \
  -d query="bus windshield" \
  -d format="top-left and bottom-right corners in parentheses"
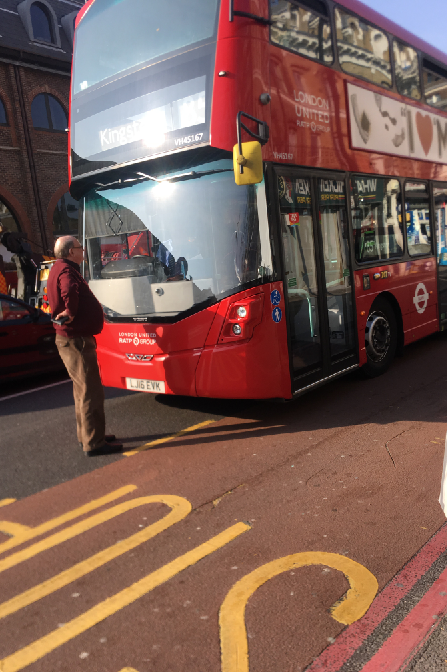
top-left (83, 160), bottom-right (274, 321)
top-left (73, 0), bottom-right (220, 95)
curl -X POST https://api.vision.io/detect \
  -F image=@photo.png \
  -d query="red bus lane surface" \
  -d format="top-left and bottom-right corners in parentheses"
top-left (2, 356), bottom-right (447, 672)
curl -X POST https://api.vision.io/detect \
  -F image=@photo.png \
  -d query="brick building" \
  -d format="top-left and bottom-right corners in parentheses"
top-left (0, 0), bottom-right (82, 265)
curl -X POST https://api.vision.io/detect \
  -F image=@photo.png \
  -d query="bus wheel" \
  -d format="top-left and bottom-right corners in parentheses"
top-left (362, 298), bottom-right (397, 378)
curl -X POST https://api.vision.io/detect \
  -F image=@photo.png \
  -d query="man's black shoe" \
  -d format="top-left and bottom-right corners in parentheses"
top-left (84, 442), bottom-right (124, 457)
top-left (79, 434), bottom-right (117, 449)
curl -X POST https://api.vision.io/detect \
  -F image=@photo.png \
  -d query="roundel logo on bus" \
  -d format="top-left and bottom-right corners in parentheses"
top-left (413, 283), bottom-right (430, 314)
top-left (118, 332), bottom-right (157, 346)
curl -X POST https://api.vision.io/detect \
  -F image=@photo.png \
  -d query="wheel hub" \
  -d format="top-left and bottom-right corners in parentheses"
top-left (365, 312), bottom-right (390, 362)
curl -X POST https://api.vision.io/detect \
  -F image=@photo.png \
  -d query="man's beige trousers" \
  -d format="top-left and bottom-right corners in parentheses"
top-left (56, 335), bottom-right (106, 452)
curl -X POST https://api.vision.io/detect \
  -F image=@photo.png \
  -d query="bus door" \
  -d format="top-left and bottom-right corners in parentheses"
top-left (275, 170), bottom-right (357, 392)
top-left (434, 183), bottom-right (447, 326)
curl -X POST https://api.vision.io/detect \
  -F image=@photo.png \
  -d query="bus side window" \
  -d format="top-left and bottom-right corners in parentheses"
top-left (351, 177), bottom-right (402, 264)
top-left (335, 8), bottom-right (392, 89)
top-left (270, 0), bottom-right (333, 64)
top-left (405, 182), bottom-right (432, 256)
top-left (393, 40), bottom-right (421, 100)
top-left (423, 59), bottom-right (447, 111)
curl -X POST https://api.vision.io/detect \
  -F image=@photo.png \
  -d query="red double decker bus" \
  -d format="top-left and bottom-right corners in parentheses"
top-left (69, 0), bottom-right (447, 399)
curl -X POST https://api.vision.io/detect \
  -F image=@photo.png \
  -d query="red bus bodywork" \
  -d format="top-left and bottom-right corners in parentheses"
top-left (72, 0), bottom-right (447, 398)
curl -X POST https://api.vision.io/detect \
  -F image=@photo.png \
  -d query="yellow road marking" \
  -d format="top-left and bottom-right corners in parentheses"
top-left (0, 496), bottom-right (191, 620)
top-left (1, 522), bottom-right (250, 672)
top-left (118, 669), bottom-right (139, 672)
top-left (219, 551), bottom-right (378, 672)
top-left (124, 420), bottom-right (216, 456)
top-left (0, 494), bottom-right (186, 575)
top-left (0, 485), bottom-right (136, 556)
top-left (0, 500), bottom-right (16, 509)
top-left (0, 522), bottom-right (31, 538)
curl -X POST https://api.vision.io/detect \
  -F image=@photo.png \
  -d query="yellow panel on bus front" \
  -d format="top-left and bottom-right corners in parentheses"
top-left (233, 141), bottom-right (263, 186)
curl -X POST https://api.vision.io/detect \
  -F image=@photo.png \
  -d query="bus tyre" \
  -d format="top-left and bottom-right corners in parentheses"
top-left (362, 298), bottom-right (397, 378)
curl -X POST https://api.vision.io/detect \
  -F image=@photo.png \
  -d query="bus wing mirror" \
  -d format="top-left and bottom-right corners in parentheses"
top-left (233, 141), bottom-right (263, 185)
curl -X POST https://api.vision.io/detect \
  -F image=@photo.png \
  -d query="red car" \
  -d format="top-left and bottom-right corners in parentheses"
top-left (0, 293), bottom-right (63, 381)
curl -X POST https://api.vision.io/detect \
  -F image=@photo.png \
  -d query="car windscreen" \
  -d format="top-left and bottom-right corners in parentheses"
top-left (82, 160), bottom-right (274, 322)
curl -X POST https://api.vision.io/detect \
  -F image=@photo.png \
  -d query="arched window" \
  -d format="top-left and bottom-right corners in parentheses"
top-left (0, 200), bottom-right (20, 234)
top-left (30, 2), bottom-right (54, 43)
top-left (31, 94), bottom-right (67, 131)
top-left (53, 192), bottom-right (80, 238)
top-left (0, 99), bottom-right (7, 126)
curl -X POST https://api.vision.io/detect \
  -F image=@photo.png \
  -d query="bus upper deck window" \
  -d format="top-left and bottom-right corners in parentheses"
top-left (393, 41), bottom-right (421, 100)
top-left (270, 0), bottom-right (333, 64)
top-left (335, 8), bottom-right (392, 89)
top-left (423, 60), bottom-right (447, 111)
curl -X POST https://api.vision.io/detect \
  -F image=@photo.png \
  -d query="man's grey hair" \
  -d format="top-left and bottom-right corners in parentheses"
top-left (54, 236), bottom-right (76, 259)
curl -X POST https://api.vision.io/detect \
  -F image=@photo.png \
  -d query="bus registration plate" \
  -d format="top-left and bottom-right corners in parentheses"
top-left (125, 378), bottom-right (166, 394)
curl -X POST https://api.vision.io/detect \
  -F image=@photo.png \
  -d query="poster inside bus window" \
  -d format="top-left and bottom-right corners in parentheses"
top-left (278, 176), bottom-right (311, 211)
top-left (351, 177), bottom-right (403, 263)
top-left (405, 183), bottom-right (432, 256)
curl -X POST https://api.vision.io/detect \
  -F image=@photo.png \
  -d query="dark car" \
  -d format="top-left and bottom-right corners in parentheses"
top-left (0, 293), bottom-right (63, 381)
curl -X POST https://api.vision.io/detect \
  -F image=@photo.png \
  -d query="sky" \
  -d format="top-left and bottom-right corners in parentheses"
top-left (360, 0), bottom-right (447, 56)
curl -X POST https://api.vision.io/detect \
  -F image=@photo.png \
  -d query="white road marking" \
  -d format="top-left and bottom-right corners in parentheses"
top-left (0, 379), bottom-right (70, 402)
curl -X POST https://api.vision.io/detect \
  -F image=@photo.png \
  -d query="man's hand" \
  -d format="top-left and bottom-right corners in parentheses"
top-left (55, 309), bottom-right (74, 324)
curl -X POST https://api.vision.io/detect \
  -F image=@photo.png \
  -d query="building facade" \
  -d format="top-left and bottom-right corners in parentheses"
top-left (0, 0), bottom-right (82, 263)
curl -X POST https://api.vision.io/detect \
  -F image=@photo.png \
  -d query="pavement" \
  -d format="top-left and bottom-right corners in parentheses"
top-left (2, 333), bottom-right (447, 671)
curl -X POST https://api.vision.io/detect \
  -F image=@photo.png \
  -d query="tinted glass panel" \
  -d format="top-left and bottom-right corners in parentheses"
top-left (31, 94), bottom-right (49, 129)
top-left (424, 67), bottom-right (447, 111)
top-left (73, 0), bottom-right (219, 94)
top-left (0, 299), bottom-right (29, 321)
top-left (351, 177), bottom-right (403, 263)
top-left (394, 41), bottom-right (421, 99)
top-left (405, 182), bottom-right (431, 256)
top-left (435, 186), bottom-right (447, 321)
top-left (270, 0), bottom-right (333, 64)
top-left (319, 179), bottom-right (354, 358)
top-left (335, 8), bottom-right (391, 88)
top-left (30, 3), bottom-right (53, 42)
top-left (53, 192), bottom-right (80, 237)
top-left (48, 96), bottom-right (67, 131)
top-left (278, 175), bottom-right (321, 371)
top-left (83, 159), bottom-right (273, 319)
top-left (0, 99), bottom-right (6, 125)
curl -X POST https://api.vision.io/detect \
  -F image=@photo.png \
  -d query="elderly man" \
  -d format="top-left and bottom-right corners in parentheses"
top-left (48, 236), bottom-right (123, 456)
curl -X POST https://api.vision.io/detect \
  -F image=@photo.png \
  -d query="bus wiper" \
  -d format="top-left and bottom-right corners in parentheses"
top-left (96, 169), bottom-right (233, 191)
top-left (135, 169), bottom-right (233, 183)
top-left (168, 169), bottom-right (233, 182)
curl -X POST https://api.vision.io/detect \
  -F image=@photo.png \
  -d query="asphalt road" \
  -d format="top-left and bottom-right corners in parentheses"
top-left (2, 332), bottom-right (447, 672)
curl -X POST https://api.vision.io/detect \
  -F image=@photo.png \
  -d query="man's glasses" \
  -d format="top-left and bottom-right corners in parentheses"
top-left (71, 245), bottom-right (84, 250)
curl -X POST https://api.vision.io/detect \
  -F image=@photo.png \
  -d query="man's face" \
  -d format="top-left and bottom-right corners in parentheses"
top-left (69, 242), bottom-right (85, 263)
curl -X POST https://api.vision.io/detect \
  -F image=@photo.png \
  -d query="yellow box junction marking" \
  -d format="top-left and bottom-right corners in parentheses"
top-left (219, 551), bottom-right (378, 672)
top-left (0, 500), bottom-right (16, 509)
top-left (0, 495), bottom-right (192, 620)
top-left (1, 522), bottom-right (250, 672)
top-left (0, 523), bottom-right (31, 538)
top-left (0, 485), bottom-right (136, 555)
top-left (124, 420), bottom-right (216, 456)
